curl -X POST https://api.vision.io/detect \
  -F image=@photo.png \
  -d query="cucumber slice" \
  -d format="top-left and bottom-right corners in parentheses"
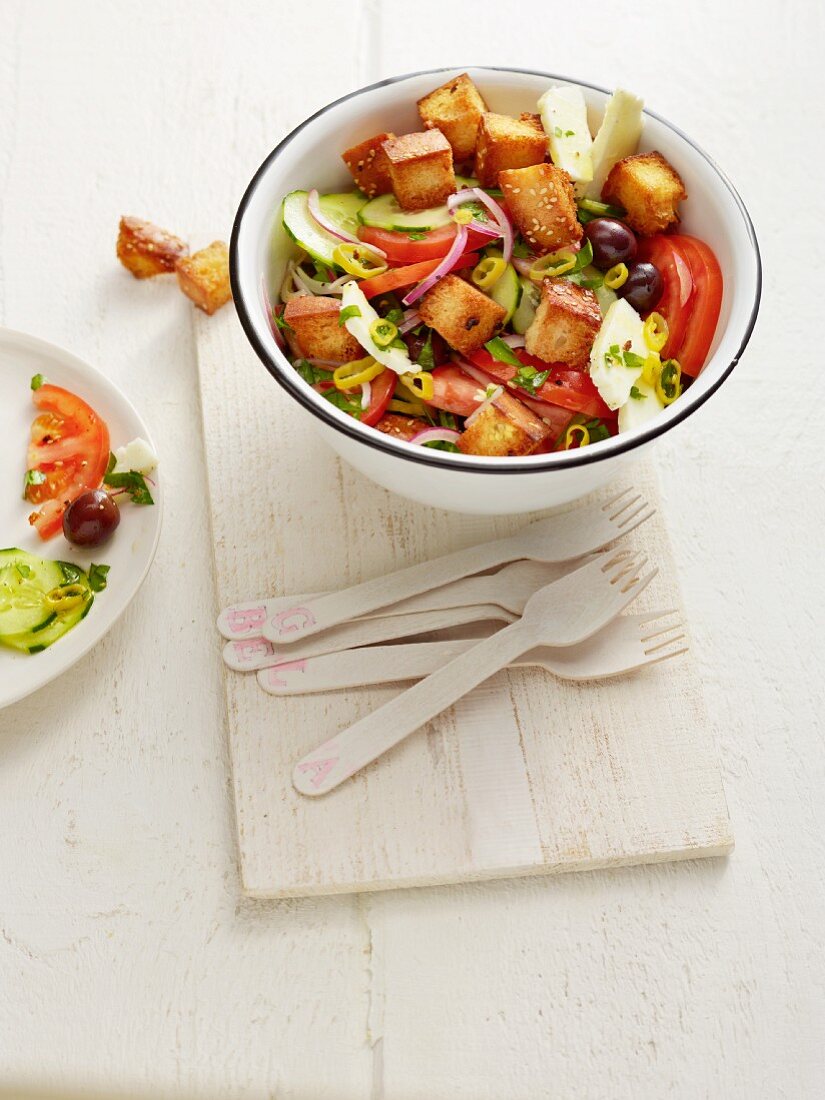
top-left (318, 191), bottom-right (367, 238)
top-left (282, 190), bottom-right (342, 268)
top-left (0, 549), bottom-right (93, 652)
top-left (484, 250), bottom-right (520, 323)
top-left (512, 276), bottom-right (541, 335)
top-left (358, 192), bottom-right (453, 231)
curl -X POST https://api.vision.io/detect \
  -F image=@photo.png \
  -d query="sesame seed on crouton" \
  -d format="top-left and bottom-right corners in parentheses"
top-left (283, 295), bottom-right (363, 362)
top-left (498, 163), bottom-right (582, 253)
top-left (602, 151), bottom-right (687, 236)
top-left (458, 390), bottom-right (551, 456)
top-left (175, 241), bottom-right (231, 315)
top-left (382, 131), bottom-right (456, 212)
top-left (342, 132), bottom-right (395, 199)
top-left (524, 278), bottom-right (601, 370)
top-left (474, 113), bottom-right (547, 188)
top-left (417, 73), bottom-right (488, 163)
top-left (117, 216), bottom-right (188, 279)
top-left (417, 274), bottom-right (506, 357)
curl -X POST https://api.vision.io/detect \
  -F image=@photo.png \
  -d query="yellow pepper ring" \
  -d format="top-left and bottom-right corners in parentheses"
top-left (452, 207), bottom-right (474, 225)
top-left (46, 583), bottom-right (87, 613)
top-left (388, 397), bottom-right (427, 416)
top-left (529, 249), bottom-right (576, 282)
top-left (604, 262), bottom-right (629, 289)
top-left (641, 353), bottom-right (661, 388)
top-left (333, 357), bottom-right (385, 391)
top-left (332, 243), bottom-right (388, 280)
top-left (565, 424), bottom-right (590, 449)
top-left (369, 318), bottom-right (399, 348)
top-left (400, 371), bottom-right (434, 402)
top-left (655, 359), bottom-right (683, 406)
top-left (472, 256), bottom-right (508, 290)
top-left (643, 312), bottom-right (669, 353)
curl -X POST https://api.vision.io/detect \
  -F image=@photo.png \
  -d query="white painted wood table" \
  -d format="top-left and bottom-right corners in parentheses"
top-left (1, 2), bottom-right (823, 1097)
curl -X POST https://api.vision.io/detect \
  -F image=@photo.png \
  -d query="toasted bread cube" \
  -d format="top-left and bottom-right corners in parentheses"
top-left (417, 73), bottom-right (487, 163)
top-left (383, 131), bottom-right (455, 212)
top-left (375, 414), bottom-right (430, 442)
top-left (499, 163), bottom-right (582, 252)
top-left (602, 151), bottom-right (687, 236)
top-left (175, 241), bottom-right (231, 315)
top-left (473, 113), bottom-right (547, 188)
top-left (282, 295), bottom-right (363, 362)
top-left (458, 391), bottom-right (550, 457)
top-left (417, 274), bottom-right (506, 356)
top-left (341, 132), bottom-right (395, 199)
top-left (117, 216), bottom-right (188, 279)
top-left (524, 278), bottom-right (601, 370)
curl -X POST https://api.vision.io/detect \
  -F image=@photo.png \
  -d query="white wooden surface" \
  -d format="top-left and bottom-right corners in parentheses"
top-left (198, 309), bottom-right (731, 895)
top-left (0, 1), bottom-right (822, 1097)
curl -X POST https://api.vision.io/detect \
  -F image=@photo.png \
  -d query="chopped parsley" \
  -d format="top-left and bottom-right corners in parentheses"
top-left (272, 311), bottom-right (293, 333)
top-left (629, 386), bottom-right (647, 401)
top-left (30, 373), bottom-right (45, 390)
top-left (103, 461), bottom-right (154, 506)
top-left (483, 336), bottom-right (522, 368)
top-left (384, 307), bottom-right (404, 327)
top-left (605, 344), bottom-right (646, 372)
top-left (87, 563), bottom-right (111, 592)
top-left (338, 304), bottom-right (361, 326)
top-left (512, 364), bottom-right (550, 394)
top-left (322, 389), bottom-right (362, 418)
top-left (294, 359), bottom-right (331, 385)
top-left (554, 126), bottom-right (575, 138)
top-left (415, 330), bottom-right (436, 371)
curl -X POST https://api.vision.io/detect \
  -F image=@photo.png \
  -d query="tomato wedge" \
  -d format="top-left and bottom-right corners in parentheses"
top-left (26, 383), bottom-right (110, 540)
top-left (667, 235), bottom-right (723, 377)
top-left (429, 365), bottom-right (488, 417)
top-left (312, 367), bottom-right (396, 428)
top-left (635, 235), bottom-right (694, 358)
top-left (361, 252), bottom-right (479, 300)
top-left (467, 349), bottom-right (612, 419)
top-left (359, 225), bottom-right (495, 265)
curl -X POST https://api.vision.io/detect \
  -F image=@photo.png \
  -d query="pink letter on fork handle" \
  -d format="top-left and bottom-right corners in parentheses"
top-left (264, 659), bottom-right (308, 688)
top-left (270, 606), bottom-right (317, 637)
top-left (296, 757), bottom-right (338, 789)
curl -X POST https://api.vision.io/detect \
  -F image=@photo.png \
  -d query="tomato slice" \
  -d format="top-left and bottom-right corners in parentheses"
top-left (359, 225), bottom-right (495, 265)
top-left (26, 384), bottom-right (110, 540)
top-left (666, 235), bottom-right (723, 377)
top-left (374, 413), bottom-right (431, 441)
top-left (635, 236), bottom-right (694, 358)
top-left (428, 365), bottom-right (488, 417)
top-left (361, 252), bottom-right (479, 300)
top-left (360, 368), bottom-right (396, 427)
top-left (467, 350), bottom-right (612, 419)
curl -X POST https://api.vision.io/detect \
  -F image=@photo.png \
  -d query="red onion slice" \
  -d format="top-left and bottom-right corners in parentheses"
top-left (306, 188), bottom-right (387, 259)
top-left (464, 385), bottom-right (504, 428)
top-left (402, 223), bottom-right (469, 307)
top-left (408, 427), bottom-right (462, 446)
top-left (360, 381), bottom-right (372, 411)
top-left (398, 309), bottom-right (420, 334)
top-left (512, 255), bottom-right (536, 277)
top-left (500, 333), bottom-right (526, 348)
top-left (448, 188), bottom-right (513, 262)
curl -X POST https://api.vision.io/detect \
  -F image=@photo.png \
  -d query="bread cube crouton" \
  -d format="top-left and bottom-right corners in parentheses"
top-left (382, 131), bottom-right (456, 212)
top-left (417, 274), bottom-right (506, 357)
top-left (117, 216), bottom-right (188, 278)
top-left (602, 151), bottom-right (687, 236)
top-left (375, 414), bottom-right (429, 442)
top-left (524, 278), bottom-right (601, 370)
top-left (282, 295), bottom-right (363, 362)
top-left (474, 113), bottom-right (547, 188)
top-left (499, 163), bottom-right (582, 252)
top-left (341, 132), bottom-right (395, 199)
top-left (175, 241), bottom-right (231, 315)
top-left (458, 390), bottom-right (551, 457)
top-left (417, 72), bottom-right (488, 163)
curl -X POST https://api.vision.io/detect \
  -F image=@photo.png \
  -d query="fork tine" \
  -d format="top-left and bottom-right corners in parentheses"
top-left (642, 639), bottom-right (689, 664)
top-left (615, 503), bottom-right (656, 535)
top-left (645, 629), bottom-right (687, 654)
top-left (607, 492), bottom-right (642, 520)
top-left (599, 546), bottom-right (636, 572)
top-left (640, 615), bottom-right (683, 642)
top-left (606, 551), bottom-right (646, 584)
top-left (620, 564), bottom-right (658, 594)
top-left (636, 608), bottom-right (680, 627)
top-left (601, 486), bottom-right (635, 511)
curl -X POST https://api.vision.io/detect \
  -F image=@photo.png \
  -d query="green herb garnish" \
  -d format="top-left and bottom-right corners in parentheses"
top-left (511, 239), bottom-right (531, 259)
top-left (416, 330), bottom-right (435, 372)
top-left (438, 410), bottom-right (458, 431)
top-left (512, 364), bottom-right (550, 395)
top-left (24, 469), bottom-right (46, 486)
top-left (103, 468), bottom-right (154, 506)
top-left (30, 373), bottom-right (45, 390)
top-left (423, 440), bottom-right (460, 453)
top-left (483, 337), bottom-right (522, 368)
top-left (15, 563), bottom-right (32, 579)
top-left (87, 563), bottom-right (111, 592)
top-left (294, 359), bottom-right (331, 385)
top-left (384, 307), bottom-right (404, 327)
top-left (405, 230), bottom-right (427, 241)
top-left (554, 126), bottom-right (575, 138)
top-left (272, 312), bottom-right (293, 333)
top-left (629, 386), bottom-right (647, 401)
top-left (322, 389), bottom-right (362, 418)
top-left (338, 304), bottom-right (361, 326)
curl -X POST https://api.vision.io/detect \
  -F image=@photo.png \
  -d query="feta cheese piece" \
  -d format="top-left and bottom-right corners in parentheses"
top-left (585, 88), bottom-right (645, 200)
top-left (538, 85), bottom-right (593, 187)
top-left (617, 375), bottom-right (665, 434)
top-left (588, 298), bottom-right (648, 411)
top-left (113, 437), bottom-right (158, 475)
top-left (341, 281), bottom-right (415, 375)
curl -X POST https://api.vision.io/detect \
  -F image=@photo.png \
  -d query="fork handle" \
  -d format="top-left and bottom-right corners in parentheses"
top-left (267, 537), bottom-right (516, 644)
top-left (292, 619), bottom-right (534, 796)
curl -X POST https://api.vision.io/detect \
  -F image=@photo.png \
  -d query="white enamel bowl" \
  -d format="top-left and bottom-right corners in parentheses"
top-left (230, 67), bottom-right (761, 516)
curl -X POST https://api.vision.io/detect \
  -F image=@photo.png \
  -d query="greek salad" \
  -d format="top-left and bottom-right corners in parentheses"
top-left (270, 77), bottom-right (723, 457)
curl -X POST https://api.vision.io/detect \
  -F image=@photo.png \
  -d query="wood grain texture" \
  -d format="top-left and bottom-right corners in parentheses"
top-left (1, 1), bottom-right (824, 1098)
top-left (196, 306), bottom-right (732, 894)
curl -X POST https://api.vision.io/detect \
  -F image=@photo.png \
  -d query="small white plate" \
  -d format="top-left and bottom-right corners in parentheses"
top-left (0, 328), bottom-right (162, 708)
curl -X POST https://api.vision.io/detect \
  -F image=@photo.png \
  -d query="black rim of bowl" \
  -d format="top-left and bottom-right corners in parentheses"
top-left (230, 65), bottom-right (762, 476)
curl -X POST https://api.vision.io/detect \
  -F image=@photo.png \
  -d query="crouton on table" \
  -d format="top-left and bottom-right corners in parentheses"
top-left (458, 390), bottom-right (551, 457)
top-left (417, 72), bottom-right (487, 163)
top-left (474, 113), bottom-right (547, 188)
top-left (524, 278), bottom-right (601, 370)
top-left (602, 151), bottom-right (687, 236)
top-left (498, 163), bottom-right (582, 253)
top-left (341, 132), bottom-right (395, 198)
top-left (282, 295), bottom-right (363, 362)
top-left (382, 131), bottom-right (456, 212)
top-left (417, 274), bottom-right (506, 357)
top-left (117, 216), bottom-right (188, 278)
top-left (175, 241), bottom-right (231, 315)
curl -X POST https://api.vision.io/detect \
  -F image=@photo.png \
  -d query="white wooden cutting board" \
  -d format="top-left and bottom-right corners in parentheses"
top-left (194, 307), bottom-right (732, 898)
